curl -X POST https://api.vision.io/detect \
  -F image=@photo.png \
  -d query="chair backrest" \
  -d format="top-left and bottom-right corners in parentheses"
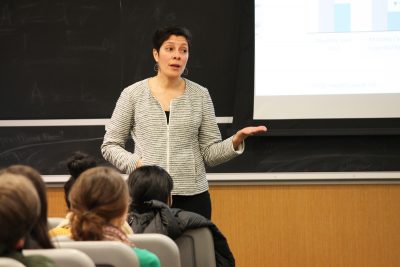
top-left (129, 233), bottom-right (181, 267)
top-left (24, 248), bottom-right (95, 267)
top-left (175, 227), bottom-right (216, 267)
top-left (48, 217), bottom-right (65, 229)
top-left (56, 241), bottom-right (139, 267)
top-left (0, 258), bottom-right (25, 267)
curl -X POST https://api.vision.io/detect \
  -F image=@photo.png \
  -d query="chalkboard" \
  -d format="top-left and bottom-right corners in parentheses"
top-left (0, 125), bottom-right (229, 174)
top-left (1, 125), bottom-right (399, 174)
top-left (0, 126), bottom-right (108, 173)
top-left (1, 0), bottom-right (399, 175)
top-left (212, 135), bottom-right (400, 173)
top-left (0, 0), bottom-right (242, 118)
top-left (0, 0), bottom-right (123, 119)
top-left (119, 0), bottom-right (243, 116)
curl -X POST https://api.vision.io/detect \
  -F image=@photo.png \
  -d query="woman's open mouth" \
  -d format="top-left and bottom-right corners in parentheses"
top-left (169, 64), bottom-right (181, 69)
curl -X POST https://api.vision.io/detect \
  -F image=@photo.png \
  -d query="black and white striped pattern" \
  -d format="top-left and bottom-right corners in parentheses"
top-left (101, 78), bottom-right (242, 195)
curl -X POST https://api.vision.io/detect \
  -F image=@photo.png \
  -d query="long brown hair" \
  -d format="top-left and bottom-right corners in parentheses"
top-left (0, 173), bottom-right (40, 254)
top-left (69, 167), bottom-right (129, 241)
top-left (1, 165), bottom-right (54, 249)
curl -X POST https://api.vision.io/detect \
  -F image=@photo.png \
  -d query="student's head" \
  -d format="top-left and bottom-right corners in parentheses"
top-left (0, 173), bottom-right (40, 255)
top-left (127, 165), bottom-right (174, 213)
top-left (65, 151), bottom-right (97, 209)
top-left (69, 166), bottom-right (129, 241)
top-left (152, 25), bottom-right (192, 78)
top-left (0, 165), bottom-right (53, 249)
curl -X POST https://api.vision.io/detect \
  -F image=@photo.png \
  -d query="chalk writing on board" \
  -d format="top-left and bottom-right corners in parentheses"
top-left (31, 82), bottom-right (44, 106)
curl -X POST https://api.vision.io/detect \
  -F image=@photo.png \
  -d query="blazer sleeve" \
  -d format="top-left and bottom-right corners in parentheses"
top-left (198, 89), bottom-right (243, 167)
top-left (101, 88), bottom-right (140, 174)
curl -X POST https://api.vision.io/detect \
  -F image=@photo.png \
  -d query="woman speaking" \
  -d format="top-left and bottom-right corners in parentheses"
top-left (101, 26), bottom-right (266, 219)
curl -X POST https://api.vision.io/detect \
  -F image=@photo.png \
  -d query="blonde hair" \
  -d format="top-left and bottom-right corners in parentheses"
top-left (0, 173), bottom-right (40, 254)
top-left (69, 167), bottom-right (129, 241)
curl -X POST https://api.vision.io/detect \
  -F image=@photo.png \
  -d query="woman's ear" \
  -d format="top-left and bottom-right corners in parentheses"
top-left (153, 48), bottom-right (159, 62)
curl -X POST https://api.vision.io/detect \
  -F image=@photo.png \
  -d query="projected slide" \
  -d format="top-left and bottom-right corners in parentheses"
top-left (254, 0), bottom-right (400, 120)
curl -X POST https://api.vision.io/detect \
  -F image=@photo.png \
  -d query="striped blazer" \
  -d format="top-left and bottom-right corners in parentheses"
top-left (101, 78), bottom-right (243, 195)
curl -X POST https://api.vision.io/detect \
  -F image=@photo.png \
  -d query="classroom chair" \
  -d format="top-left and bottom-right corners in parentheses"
top-left (0, 258), bottom-right (25, 267)
top-left (56, 240), bottom-right (139, 267)
top-left (24, 248), bottom-right (95, 267)
top-left (175, 227), bottom-right (216, 267)
top-left (129, 233), bottom-right (181, 267)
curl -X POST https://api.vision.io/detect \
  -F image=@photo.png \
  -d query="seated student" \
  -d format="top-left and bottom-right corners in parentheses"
top-left (52, 166), bottom-right (160, 267)
top-left (64, 151), bottom-right (97, 210)
top-left (49, 151), bottom-right (132, 236)
top-left (0, 173), bottom-right (56, 267)
top-left (127, 165), bottom-right (235, 267)
top-left (0, 165), bottom-right (54, 249)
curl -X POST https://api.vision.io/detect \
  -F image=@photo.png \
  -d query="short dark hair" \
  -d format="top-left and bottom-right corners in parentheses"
top-left (152, 25), bottom-right (192, 52)
top-left (67, 151), bottom-right (97, 179)
top-left (65, 151), bottom-right (97, 209)
top-left (127, 165), bottom-right (173, 212)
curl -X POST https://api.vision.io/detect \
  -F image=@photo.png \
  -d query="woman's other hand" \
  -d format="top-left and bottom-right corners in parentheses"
top-left (136, 159), bottom-right (142, 168)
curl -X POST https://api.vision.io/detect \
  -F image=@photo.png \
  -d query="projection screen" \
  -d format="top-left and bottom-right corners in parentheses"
top-left (254, 0), bottom-right (400, 120)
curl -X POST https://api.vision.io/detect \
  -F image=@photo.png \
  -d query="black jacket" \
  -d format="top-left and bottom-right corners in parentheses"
top-left (128, 200), bottom-right (235, 267)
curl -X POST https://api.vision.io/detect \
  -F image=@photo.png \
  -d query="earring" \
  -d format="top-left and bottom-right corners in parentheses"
top-left (154, 63), bottom-right (159, 72)
top-left (183, 67), bottom-right (188, 76)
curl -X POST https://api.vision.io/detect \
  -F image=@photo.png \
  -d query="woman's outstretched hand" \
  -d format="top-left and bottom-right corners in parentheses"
top-left (232, 126), bottom-right (267, 150)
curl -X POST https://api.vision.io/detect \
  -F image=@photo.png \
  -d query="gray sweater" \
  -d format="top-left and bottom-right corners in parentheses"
top-left (101, 78), bottom-right (243, 195)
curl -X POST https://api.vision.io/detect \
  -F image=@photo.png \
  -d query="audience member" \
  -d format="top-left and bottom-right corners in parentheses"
top-left (52, 166), bottom-right (160, 267)
top-left (127, 165), bottom-right (235, 267)
top-left (0, 165), bottom-right (54, 249)
top-left (64, 151), bottom-right (97, 210)
top-left (0, 173), bottom-right (56, 267)
top-left (49, 152), bottom-right (132, 236)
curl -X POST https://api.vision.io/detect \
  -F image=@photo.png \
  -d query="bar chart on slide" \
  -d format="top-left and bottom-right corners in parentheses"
top-left (254, 0), bottom-right (400, 119)
top-left (319, 0), bottom-right (400, 32)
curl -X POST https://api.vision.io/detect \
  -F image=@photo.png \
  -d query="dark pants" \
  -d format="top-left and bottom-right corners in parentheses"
top-left (171, 191), bottom-right (212, 219)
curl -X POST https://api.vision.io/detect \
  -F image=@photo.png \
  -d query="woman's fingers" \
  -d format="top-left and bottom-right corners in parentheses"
top-left (242, 125), bottom-right (267, 136)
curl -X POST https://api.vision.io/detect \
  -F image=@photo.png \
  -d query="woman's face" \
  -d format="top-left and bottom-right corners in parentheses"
top-left (153, 35), bottom-right (189, 79)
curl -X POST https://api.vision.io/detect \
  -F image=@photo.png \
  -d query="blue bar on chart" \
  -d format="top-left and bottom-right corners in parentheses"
top-left (387, 0), bottom-right (400, 30)
top-left (334, 3), bottom-right (351, 32)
